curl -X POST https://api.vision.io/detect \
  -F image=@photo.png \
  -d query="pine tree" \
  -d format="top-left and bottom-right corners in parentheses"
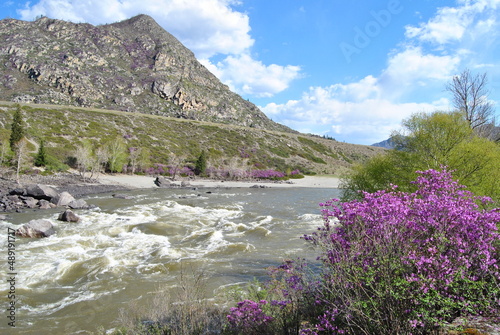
top-left (34, 139), bottom-right (48, 167)
top-left (194, 150), bottom-right (207, 176)
top-left (9, 106), bottom-right (24, 152)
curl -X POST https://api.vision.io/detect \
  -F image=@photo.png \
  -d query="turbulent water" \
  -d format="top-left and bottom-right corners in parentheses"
top-left (1, 186), bottom-right (340, 334)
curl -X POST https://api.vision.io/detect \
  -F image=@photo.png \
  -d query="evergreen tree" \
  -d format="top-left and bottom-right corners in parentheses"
top-left (34, 139), bottom-right (48, 167)
top-left (194, 150), bottom-right (207, 176)
top-left (9, 106), bottom-right (24, 152)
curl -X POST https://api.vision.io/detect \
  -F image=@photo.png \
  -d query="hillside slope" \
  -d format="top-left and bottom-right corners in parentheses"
top-left (0, 102), bottom-right (386, 175)
top-left (0, 15), bottom-right (290, 132)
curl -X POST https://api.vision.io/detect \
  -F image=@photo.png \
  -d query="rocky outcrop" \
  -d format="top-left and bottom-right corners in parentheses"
top-left (0, 15), bottom-right (292, 132)
top-left (16, 219), bottom-right (55, 238)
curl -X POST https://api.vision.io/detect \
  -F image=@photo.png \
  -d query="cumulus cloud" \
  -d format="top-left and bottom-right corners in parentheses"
top-left (201, 54), bottom-right (301, 98)
top-left (264, 0), bottom-right (500, 144)
top-left (405, 0), bottom-right (500, 44)
top-left (18, 0), bottom-right (300, 97)
top-left (262, 85), bottom-right (450, 145)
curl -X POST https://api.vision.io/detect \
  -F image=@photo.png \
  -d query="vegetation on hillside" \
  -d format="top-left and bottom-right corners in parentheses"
top-left (0, 102), bottom-right (383, 180)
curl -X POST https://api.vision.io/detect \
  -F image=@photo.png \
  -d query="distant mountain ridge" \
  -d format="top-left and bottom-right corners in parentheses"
top-left (372, 137), bottom-right (396, 149)
top-left (0, 14), bottom-right (291, 132)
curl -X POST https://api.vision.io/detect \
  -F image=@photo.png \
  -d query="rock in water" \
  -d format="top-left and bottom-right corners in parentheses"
top-left (51, 191), bottom-right (76, 206)
top-left (16, 219), bottom-right (55, 238)
top-left (58, 209), bottom-right (80, 222)
top-left (68, 199), bottom-right (89, 209)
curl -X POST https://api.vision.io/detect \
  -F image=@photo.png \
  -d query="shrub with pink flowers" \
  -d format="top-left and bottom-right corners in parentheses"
top-left (227, 168), bottom-right (500, 334)
top-left (227, 300), bottom-right (274, 335)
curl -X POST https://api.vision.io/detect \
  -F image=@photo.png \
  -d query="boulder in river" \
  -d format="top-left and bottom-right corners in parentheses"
top-left (51, 191), bottom-right (76, 207)
top-left (16, 219), bottom-right (55, 238)
top-left (58, 209), bottom-right (80, 222)
top-left (68, 199), bottom-right (90, 209)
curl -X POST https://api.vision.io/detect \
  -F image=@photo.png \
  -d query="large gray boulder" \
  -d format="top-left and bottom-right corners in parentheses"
top-left (25, 184), bottom-right (59, 201)
top-left (68, 199), bottom-right (89, 209)
top-left (51, 191), bottom-right (76, 207)
top-left (15, 219), bottom-right (55, 238)
top-left (58, 209), bottom-right (80, 222)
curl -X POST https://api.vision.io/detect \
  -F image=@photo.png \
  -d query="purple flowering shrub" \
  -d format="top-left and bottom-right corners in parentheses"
top-left (227, 169), bottom-right (500, 334)
top-left (225, 260), bottom-right (319, 334)
top-left (227, 300), bottom-right (274, 335)
top-left (304, 168), bottom-right (500, 334)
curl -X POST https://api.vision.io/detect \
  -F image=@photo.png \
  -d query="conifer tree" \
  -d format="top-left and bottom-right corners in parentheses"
top-left (9, 106), bottom-right (24, 152)
top-left (34, 139), bottom-right (48, 167)
top-left (194, 150), bottom-right (207, 176)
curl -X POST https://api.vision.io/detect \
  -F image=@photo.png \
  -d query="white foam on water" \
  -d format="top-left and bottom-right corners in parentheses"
top-left (297, 213), bottom-right (324, 228)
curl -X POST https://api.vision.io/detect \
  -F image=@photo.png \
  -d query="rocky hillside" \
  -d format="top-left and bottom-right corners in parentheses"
top-left (0, 102), bottom-right (386, 176)
top-left (0, 15), bottom-right (289, 132)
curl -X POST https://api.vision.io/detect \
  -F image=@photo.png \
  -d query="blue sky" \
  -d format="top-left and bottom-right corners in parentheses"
top-left (1, 0), bottom-right (499, 145)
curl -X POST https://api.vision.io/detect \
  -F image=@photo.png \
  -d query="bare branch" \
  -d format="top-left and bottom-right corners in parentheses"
top-left (446, 69), bottom-right (497, 138)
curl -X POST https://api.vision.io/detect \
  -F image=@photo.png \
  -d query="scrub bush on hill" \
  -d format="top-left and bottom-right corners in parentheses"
top-left (227, 169), bottom-right (500, 334)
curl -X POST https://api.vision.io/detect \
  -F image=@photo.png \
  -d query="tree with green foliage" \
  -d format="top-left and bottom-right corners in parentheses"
top-left (9, 106), bottom-right (24, 152)
top-left (194, 150), bottom-right (207, 176)
top-left (34, 139), bottom-right (48, 167)
top-left (106, 137), bottom-right (127, 173)
top-left (341, 110), bottom-right (500, 203)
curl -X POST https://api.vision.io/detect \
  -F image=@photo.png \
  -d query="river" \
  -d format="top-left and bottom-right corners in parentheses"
top-left (1, 186), bottom-right (340, 334)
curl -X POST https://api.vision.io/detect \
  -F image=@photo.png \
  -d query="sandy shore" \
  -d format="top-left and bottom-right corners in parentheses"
top-left (97, 174), bottom-right (341, 189)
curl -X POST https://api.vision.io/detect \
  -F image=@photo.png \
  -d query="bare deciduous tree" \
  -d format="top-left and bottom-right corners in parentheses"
top-left (168, 154), bottom-right (186, 181)
top-left (14, 138), bottom-right (28, 185)
top-left (446, 69), bottom-right (498, 140)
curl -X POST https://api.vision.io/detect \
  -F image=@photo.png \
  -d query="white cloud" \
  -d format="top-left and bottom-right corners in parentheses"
top-left (201, 54), bottom-right (301, 98)
top-left (405, 0), bottom-right (500, 44)
top-left (262, 87), bottom-right (450, 144)
top-left (262, 46), bottom-right (460, 144)
top-left (264, 0), bottom-right (500, 144)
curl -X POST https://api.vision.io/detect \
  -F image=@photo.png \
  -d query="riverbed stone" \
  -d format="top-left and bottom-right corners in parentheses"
top-left (68, 199), bottom-right (89, 209)
top-left (38, 199), bottom-right (53, 209)
top-left (16, 219), bottom-right (55, 238)
top-left (58, 209), bottom-right (80, 222)
top-left (25, 184), bottom-right (59, 201)
top-left (22, 196), bottom-right (39, 208)
top-left (51, 191), bottom-right (76, 206)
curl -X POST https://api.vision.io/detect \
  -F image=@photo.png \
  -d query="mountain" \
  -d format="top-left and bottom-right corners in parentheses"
top-left (0, 15), bottom-right (289, 132)
top-left (372, 137), bottom-right (396, 149)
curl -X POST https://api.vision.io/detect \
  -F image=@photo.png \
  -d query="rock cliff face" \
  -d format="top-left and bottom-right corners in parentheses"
top-left (0, 15), bottom-right (291, 132)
